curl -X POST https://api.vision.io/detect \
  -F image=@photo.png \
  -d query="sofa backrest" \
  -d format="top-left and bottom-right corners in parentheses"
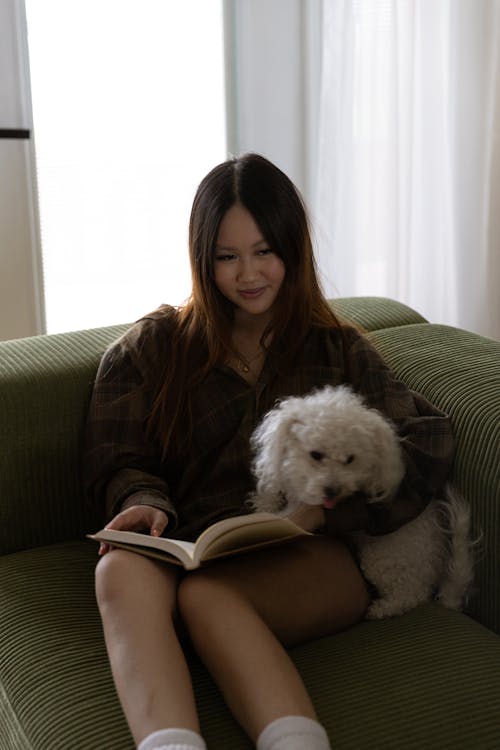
top-left (0, 297), bottom-right (498, 634)
top-left (0, 296), bottom-right (422, 556)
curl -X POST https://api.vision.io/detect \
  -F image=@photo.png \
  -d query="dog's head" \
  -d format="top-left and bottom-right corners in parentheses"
top-left (250, 385), bottom-right (405, 512)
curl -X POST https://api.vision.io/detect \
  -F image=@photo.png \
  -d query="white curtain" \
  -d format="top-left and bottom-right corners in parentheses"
top-left (314, 0), bottom-right (500, 340)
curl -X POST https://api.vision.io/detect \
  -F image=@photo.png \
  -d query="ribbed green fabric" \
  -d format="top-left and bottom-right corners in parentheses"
top-left (0, 325), bottom-right (129, 555)
top-left (0, 298), bottom-right (500, 750)
top-left (0, 298), bottom-right (418, 556)
top-left (0, 543), bottom-right (129, 750)
top-left (304, 605), bottom-right (500, 750)
top-left (1, 300), bottom-right (499, 750)
top-left (366, 324), bottom-right (500, 635)
top-left (330, 296), bottom-right (428, 331)
top-left (1, 542), bottom-right (499, 750)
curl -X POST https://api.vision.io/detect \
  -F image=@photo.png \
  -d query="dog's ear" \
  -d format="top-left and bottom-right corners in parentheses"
top-left (366, 416), bottom-right (405, 502)
top-left (250, 398), bottom-right (304, 498)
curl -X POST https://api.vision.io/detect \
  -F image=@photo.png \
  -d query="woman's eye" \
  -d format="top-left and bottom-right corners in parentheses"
top-left (310, 451), bottom-right (325, 462)
top-left (215, 254), bottom-right (235, 262)
top-left (257, 248), bottom-right (273, 256)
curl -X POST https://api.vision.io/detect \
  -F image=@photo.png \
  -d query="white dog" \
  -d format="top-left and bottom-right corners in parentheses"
top-left (249, 385), bottom-right (473, 619)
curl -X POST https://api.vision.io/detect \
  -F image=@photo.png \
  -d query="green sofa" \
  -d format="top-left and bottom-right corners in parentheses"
top-left (1, 297), bottom-right (499, 750)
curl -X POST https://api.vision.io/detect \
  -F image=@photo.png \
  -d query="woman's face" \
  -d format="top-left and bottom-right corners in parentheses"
top-left (213, 203), bottom-right (285, 326)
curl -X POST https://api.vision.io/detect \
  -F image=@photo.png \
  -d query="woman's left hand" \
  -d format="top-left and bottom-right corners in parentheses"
top-left (287, 503), bottom-right (326, 532)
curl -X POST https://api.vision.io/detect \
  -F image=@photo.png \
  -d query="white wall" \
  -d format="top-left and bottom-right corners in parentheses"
top-left (0, 0), bottom-right (44, 340)
top-left (223, 0), bottom-right (322, 204)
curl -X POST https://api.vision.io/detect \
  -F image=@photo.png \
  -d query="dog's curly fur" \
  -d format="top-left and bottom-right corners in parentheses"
top-left (249, 385), bottom-right (473, 619)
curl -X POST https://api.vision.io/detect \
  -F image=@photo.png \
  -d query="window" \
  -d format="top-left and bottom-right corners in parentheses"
top-left (25, 0), bottom-right (226, 332)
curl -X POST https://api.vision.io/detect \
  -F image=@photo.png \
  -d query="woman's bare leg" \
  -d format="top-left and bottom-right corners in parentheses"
top-left (178, 535), bottom-right (369, 742)
top-left (95, 549), bottom-right (199, 745)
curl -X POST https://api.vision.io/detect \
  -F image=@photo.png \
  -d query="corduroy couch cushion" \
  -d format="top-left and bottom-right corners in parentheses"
top-left (1, 542), bottom-right (500, 750)
top-left (1, 297), bottom-right (499, 750)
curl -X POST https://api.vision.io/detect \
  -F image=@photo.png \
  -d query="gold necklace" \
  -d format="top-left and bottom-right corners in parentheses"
top-left (236, 348), bottom-right (264, 373)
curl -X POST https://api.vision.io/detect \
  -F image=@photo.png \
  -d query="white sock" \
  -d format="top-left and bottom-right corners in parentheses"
top-left (137, 727), bottom-right (207, 750)
top-left (256, 715), bottom-right (331, 750)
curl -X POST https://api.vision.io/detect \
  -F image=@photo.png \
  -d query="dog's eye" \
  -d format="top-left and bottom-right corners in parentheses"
top-left (310, 451), bottom-right (325, 462)
top-left (345, 454), bottom-right (355, 464)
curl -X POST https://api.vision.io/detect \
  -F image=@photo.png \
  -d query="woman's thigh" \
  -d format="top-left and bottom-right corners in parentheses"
top-left (186, 535), bottom-right (370, 648)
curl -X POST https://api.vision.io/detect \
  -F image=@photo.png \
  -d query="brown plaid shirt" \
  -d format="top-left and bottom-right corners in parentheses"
top-left (84, 308), bottom-right (454, 541)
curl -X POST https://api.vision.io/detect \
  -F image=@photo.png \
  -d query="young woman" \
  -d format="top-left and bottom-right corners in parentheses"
top-left (84, 154), bottom-right (454, 750)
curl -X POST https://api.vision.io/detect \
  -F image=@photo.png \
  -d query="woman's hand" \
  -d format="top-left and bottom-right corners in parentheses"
top-left (286, 503), bottom-right (325, 532)
top-left (98, 504), bottom-right (169, 556)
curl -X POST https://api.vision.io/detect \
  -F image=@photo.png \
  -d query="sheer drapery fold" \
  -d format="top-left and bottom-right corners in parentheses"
top-left (314, 0), bottom-right (500, 339)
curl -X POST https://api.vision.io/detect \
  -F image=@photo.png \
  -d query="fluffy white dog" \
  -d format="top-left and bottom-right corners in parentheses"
top-left (249, 385), bottom-right (473, 619)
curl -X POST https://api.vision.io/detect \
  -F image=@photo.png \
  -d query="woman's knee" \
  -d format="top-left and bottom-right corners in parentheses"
top-left (95, 549), bottom-right (134, 607)
top-left (95, 549), bottom-right (178, 611)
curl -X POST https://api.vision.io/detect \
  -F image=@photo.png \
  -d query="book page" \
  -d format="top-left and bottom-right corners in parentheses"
top-left (88, 529), bottom-right (197, 569)
top-left (92, 540), bottom-right (188, 568)
top-left (89, 513), bottom-right (309, 570)
top-left (197, 514), bottom-right (308, 562)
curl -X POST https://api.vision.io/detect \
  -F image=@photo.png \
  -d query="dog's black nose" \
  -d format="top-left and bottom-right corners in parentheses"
top-left (324, 486), bottom-right (339, 499)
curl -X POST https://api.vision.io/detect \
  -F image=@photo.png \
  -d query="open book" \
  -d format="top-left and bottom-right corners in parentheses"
top-left (88, 512), bottom-right (310, 570)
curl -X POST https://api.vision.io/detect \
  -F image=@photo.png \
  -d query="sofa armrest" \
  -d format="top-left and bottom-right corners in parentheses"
top-left (0, 324), bottom-right (129, 554)
top-left (367, 323), bottom-right (500, 635)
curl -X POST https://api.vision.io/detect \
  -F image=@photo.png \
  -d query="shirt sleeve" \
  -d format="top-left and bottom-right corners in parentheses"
top-left (83, 319), bottom-right (178, 527)
top-left (325, 326), bottom-right (454, 536)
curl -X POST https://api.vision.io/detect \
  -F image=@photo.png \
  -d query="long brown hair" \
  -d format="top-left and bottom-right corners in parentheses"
top-left (148, 153), bottom-right (342, 456)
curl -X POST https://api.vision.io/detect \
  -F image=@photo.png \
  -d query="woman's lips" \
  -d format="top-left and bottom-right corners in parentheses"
top-left (238, 287), bottom-right (266, 299)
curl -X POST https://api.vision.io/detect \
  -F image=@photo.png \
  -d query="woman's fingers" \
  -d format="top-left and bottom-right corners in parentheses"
top-left (150, 508), bottom-right (169, 537)
top-left (107, 505), bottom-right (168, 532)
top-left (97, 505), bottom-right (168, 555)
top-left (287, 503), bottom-right (325, 532)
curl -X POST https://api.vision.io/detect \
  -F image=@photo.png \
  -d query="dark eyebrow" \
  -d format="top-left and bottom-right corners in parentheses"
top-left (215, 239), bottom-right (268, 251)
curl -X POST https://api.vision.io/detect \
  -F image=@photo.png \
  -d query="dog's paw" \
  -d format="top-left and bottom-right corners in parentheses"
top-left (366, 597), bottom-right (412, 620)
top-left (247, 491), bottom-right (290, 515)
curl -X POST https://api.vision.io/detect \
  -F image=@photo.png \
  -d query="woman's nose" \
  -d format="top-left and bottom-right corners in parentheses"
top-left (238, 258), bottom-right (259, 282)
